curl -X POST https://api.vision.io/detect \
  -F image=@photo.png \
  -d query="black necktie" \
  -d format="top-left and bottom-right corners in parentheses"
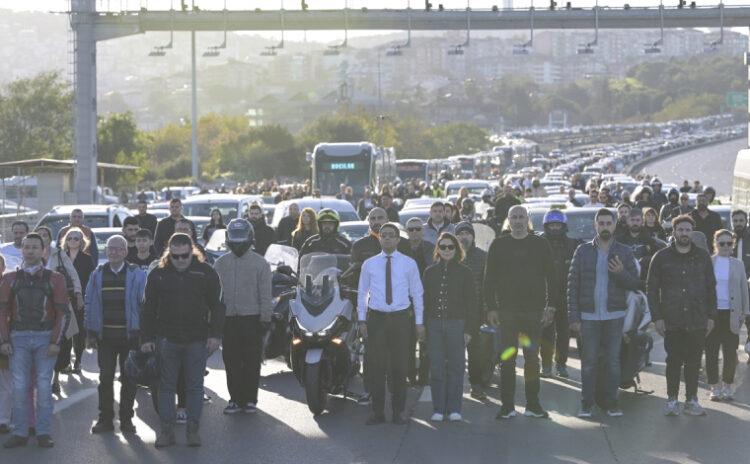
top-left (385, 255), bottom-right (393, 305)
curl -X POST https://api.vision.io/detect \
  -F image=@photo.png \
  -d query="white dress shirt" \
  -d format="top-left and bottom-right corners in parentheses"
top-left (357, 251), bottom-right (424, 324)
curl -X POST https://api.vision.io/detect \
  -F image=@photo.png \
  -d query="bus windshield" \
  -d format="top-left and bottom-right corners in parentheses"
top-left (397, 161), bottom-right (428, 182)
top-left (314, 154), bottom-right (372, 196)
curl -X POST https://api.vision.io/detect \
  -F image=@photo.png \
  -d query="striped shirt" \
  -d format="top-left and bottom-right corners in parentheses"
top-left (101, 263), bottom-right (127, 340)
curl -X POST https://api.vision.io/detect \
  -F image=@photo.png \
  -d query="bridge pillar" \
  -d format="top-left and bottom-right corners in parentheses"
top-left (71, 0), bottom-right (98, 203)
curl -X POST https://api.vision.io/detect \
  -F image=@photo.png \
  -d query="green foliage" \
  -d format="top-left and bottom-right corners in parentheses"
top-left (0, 72), bottom-right (73, 162)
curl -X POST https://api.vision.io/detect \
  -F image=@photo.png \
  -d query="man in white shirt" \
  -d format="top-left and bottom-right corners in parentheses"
top-left (0, 221), bottom-right (28, 270)
top-left (358, 223), bottom-right (424, 426)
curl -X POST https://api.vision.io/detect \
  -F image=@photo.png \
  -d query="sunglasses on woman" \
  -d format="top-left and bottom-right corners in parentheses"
top-left (438, 244), bottom-right (456, 251)
top-left (717, 241), bottom-right (734, 247)
top-left (66, 236), bottom-right (82, 241)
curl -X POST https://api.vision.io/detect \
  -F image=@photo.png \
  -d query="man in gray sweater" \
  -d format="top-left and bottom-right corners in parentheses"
top-left (213, 219), bottom-right (272, 415)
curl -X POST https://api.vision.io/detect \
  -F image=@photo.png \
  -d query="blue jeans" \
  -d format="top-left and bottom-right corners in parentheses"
top-left (10, 331), bottom-right (57, 437)
top-left (581, 318), bottom-right (624, 408)
top-left (426, 318), bottom-right (465, 415)
top-left (158, 339), bottom-right (207, 426)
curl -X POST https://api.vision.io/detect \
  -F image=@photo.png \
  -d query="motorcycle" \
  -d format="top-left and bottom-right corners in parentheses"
top-left (263, 244), bottom-right (299, 365)
top-left (288, 252), bottom-right (360, 415)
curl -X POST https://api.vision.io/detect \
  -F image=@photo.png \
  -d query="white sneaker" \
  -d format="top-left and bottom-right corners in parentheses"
top-left (430, 413), bottom-right (444, 422)
top-left (664, 398), bottom-right (680, 417)
top-left (722, 383), bottom-right (734, 401)
top-left (448, 413), bottom-right (462, 422)
top-left (709, 384), bottom-right (722, 401)
top-left (683, 399), bottom-right (706, 417)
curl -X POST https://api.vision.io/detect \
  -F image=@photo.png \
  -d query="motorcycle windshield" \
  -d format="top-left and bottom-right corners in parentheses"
top-left (265, 244), bottom-right (299, 272)
top-left (298, 253), bottom-right (350, 311)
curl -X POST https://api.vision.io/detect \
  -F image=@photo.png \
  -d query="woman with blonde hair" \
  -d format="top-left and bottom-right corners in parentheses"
top-left (707, 229), bottom-right (749, 401)
top-left (291, 207), bottom-right (319, 251)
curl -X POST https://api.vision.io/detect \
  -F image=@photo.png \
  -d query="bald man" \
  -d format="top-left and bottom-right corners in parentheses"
top-left (84, 235), bottom-right (148, 435)
top-left (484, 205), bottom-right (557, 420)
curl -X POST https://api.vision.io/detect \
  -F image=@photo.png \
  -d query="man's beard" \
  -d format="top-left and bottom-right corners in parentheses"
top-left (598, 230), bottom-right (612, 241)
top-left (629, 225), bottom-right (641, 235)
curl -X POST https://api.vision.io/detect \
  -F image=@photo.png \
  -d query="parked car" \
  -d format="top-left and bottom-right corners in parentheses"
top-left (181, 194), bottom-right (263, 223)
top-left (271, 198), bottom-right (359, 229)
top-left (36, 204), bottom-right (131, 242)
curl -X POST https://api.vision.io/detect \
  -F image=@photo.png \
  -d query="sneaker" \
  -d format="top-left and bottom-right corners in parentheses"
top-left (430, 413), bottom-right (444, 422)
top-left (606, 408), bottom-right (624, 417)
top-left (3, 435), bottom-right (28, 449)
top-left (524, 404), bottom-right (549, 419)
top-left (577, 403), bottom-right (593, 418)
top-left (154, 427), bottom-right (175, 448)
top-left (496, 405), bottom-right (517, 420)
top-left (709, 384), bottom-right (722, 402)
top-left (357, 393), bottom-right (372, 406)
top-left (470, 386), bottom-right (487, 401)
top-left (91, 420), bottom-right (114, 434)
top-left (555, 364), bottom-right (570, 378)
top-left (223, 401), bottom-right (242, 415)
top-left (683, 399), bottom-right (706, 417)
top-left (664, 398), bottom-right (681, 417)
top-left (175, 409), bottom-right (187, 424)
top-left (244, 403), bottom-right (258, 414)
top-left (448, 412), bottom-right (462, 422)
top-left (722, 383), bottom-right (734, 401)
top-left (36, 435), bottom-right (54, 448)
top-left (203, 390), bottom-right (212, 403)
top-left (540, 366), bottom-right (553, 378)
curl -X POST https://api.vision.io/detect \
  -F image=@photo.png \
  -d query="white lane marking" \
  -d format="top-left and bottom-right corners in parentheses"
top-left (54, 388), bottom-right (98, 414)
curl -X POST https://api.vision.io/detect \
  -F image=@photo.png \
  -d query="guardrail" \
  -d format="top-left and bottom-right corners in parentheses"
top-left (627, 134), bottom-right (746, 176)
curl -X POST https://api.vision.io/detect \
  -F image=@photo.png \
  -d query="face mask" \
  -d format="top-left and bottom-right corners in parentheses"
top-left (227, 242), bottom-right (252, 257)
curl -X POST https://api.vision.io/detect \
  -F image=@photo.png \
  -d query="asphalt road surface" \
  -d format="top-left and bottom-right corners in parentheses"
top-left (638, 138), bottom-right (746, 196)
top-left (2, 328), bottom-right (749, 464)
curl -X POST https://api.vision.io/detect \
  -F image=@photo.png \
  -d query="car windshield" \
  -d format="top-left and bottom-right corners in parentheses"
top-left (529, 209), bottom-right (603, 241)
top-left (39, 214), bottom-right (110, 240)
top-left (182, 202), bottom-right (238, 222)
top-left (339, 224), bottom-right (370, 242)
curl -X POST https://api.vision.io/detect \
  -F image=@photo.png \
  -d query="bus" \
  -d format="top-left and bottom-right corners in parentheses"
top-left (309, 142), bottom-right (396, 198)
top-left (396, 159), bottom-right (430, 183)
top-left (732, 148), bottom-right (750, 210)
top-left (448, 155), bottom-right (476, 177)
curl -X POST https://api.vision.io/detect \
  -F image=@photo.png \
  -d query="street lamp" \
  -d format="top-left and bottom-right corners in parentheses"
top-left (387, 1), bottom-right (413, 57)
top-left (325, 0), bottom-right (349, 55)
top-left (513, 2), bottom-right (534, 55)
top-left (448, 1), bottom-right (471, 56)
top-left (644, 1), bottom-right (664, 54)
top-left (262, 0), bottom-right (286, 56)
top-left (577, 1), bottom-right (599, 54)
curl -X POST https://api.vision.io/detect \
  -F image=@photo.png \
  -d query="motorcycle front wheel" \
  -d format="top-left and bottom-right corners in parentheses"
top-left (304, 362), bottom-right (328, 416)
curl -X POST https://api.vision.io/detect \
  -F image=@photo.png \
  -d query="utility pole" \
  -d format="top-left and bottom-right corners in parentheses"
top-left (190, 2), bottom-right (199, 184)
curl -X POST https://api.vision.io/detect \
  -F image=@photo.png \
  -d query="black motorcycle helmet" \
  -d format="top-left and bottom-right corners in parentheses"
top-left (317, 208), bottom-right (341, 237)
top-left (226, 218), bottom-right (255, 256)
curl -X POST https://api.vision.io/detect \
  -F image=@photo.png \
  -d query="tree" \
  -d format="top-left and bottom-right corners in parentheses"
top-left (297, 113), bottom-right (368, 151)
top-left (219, 125), bottom-right (303, 180)
top-left (0, 72), bottom-right (73, 162)
top-left (98, 112), bottom-right (144, 164)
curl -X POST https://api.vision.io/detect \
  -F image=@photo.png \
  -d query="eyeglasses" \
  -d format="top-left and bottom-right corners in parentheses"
top-left (407, 227), bottom-right (422, 232)
top-left (380, 234), bottom-right (398, 239)
top-left (170, 252), bottom-right (192, 260)
top-left (717, 241), bottom-right (734, 247)
top-left (66, 236), bottom-right (81, 241)
top-left (438, 244), bottom-right (456, 251)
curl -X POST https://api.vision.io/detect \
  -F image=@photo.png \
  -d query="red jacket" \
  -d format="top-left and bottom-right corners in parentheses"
top-left (0, 269), bottom-right (70, 345)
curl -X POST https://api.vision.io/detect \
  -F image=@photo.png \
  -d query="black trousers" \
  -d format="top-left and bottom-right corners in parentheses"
top-left (55, 308), bottom-right (86, 372)
top-left (664, 328), bottom-right (705, 400)
top-left (705, 311), bottom-right (739, 385)
top-left (366, 310), bottom-right (410, 415)
top-left (407, 311), bottom-right (430, 384)
top-left (498, 313), bottom-right (542, 408)
top-left (98, 339), bottom-right (137, 421)
top-left (540, 305), bottom-right (570, 368)
top-left (223, 315), bottom-right (263, 405)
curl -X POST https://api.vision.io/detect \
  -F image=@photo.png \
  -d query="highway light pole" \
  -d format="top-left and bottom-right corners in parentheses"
top-left (191, 1), bottom-right (199, 184)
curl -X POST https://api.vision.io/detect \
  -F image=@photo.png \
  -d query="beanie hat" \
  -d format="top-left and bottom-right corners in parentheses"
top-left (455, 221), bottom-right (475, 237)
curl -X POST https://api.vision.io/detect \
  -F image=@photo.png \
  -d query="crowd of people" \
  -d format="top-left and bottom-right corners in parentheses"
top-left (0, 177), bottom-right (748, 450)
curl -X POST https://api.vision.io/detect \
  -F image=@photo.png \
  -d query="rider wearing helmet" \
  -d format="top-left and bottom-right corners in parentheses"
top-left (298, 208), bottom-right (352, 259)
top-left (213, 218), bottom-right (273, 414)
top-left (539, 209), bottom-right (581, 379)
